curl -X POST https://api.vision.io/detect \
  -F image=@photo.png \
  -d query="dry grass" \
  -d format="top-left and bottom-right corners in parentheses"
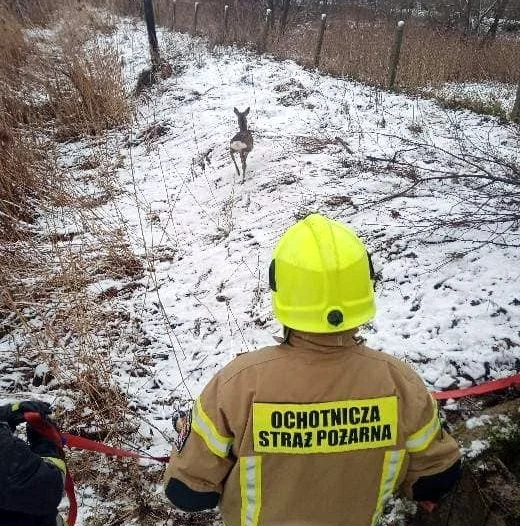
top-left (273, 7), bottom-right (520, 87)
top-left (2, 0), bottom-right (58, 26)
top-left (0, 223), bottom-right (145, 428)
top-left (0, 126), bottom-right (53, 234)
top-left (0, 6), bottom-right (29, 78)
top-left (4, 231), bottom-right (168, 524)
top-left (42, 3), bottom-right (130, 140)
top-left (0, 0), bottom-right (138, 448)
top-left (45, 44), bottom-right (131, 141)
top-left (0, 1), bottom-right (131, 237)
top-left (0, 7), bottom-right (44, 235)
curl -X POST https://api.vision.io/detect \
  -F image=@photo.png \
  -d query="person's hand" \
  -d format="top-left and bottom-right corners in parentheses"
top-left (0, 401), bottom-right (52, 430)
top-left (26, 422), bottom-right (64, 460)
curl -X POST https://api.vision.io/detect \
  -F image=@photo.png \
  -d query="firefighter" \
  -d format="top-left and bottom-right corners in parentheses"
top-left (164, 214), bottom-right (461, 525)
top-left (0, 400), bottom-right (66, 526)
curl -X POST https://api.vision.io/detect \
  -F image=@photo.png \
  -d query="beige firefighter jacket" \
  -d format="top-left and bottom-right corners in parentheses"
top-left (165, 330), bottom-right (461, 526)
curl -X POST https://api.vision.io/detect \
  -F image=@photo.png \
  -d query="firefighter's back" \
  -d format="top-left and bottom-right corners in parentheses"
top-left (215, 330), bottom-right (434, 525)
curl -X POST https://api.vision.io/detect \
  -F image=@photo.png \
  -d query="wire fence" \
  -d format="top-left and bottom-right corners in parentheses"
top-left (111, 0), bottom-right (520, 91)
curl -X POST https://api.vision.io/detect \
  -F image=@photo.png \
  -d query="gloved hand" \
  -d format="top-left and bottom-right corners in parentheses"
top-left (27, 422), bottom-right (64, 460)
top-left (0, 401), bottom-right (52, 430)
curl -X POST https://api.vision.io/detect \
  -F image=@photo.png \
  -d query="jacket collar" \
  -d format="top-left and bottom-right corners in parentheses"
top-left (284, 329), bottom-right (360, 352)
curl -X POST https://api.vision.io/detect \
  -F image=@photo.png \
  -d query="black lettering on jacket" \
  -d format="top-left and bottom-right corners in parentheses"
top-left (348, 428), bottom-right (358, 444)
top-left (370, 405), bottom-right (381, 422)
top-left (382, 424), bottom-right (392, 440)
top-left (281, 432), bottom-right (292, 447)
top-left (359, 426), bottom-right (369, 442)
top-left (272, 412), bottom-right (283, 428)
top-left (293, 432), bottom-right (304, 448)
top-left (259, 430), bottom-right (269, 447)
top-left (371, 425), bottom-right (381, 441)
top-left (340, 428), bottom-right (348, 445)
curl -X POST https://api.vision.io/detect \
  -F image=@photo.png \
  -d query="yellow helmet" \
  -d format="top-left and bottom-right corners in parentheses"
top-left (270, 214), bottom-right (375, 333)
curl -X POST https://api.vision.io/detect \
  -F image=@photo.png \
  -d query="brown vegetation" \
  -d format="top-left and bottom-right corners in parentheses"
top-left (0, 1), bottom-right (131, 239)
top-left (0, 0), bottom-right (136, 451)
top-left (46, 43), bottom-right (131, 140)
top-left (0, 6), bottom-right (51, 236)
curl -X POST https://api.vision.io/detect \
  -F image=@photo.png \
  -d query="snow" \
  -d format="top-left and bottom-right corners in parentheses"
top-left (87, 279), bottom-right (123, 295)
top-left (1, 13), bottom-right (520, 525)
top-left (465, 415), bottom-right (493, 429)
top-left (91, 13), bottom-right (520, 453)
top-left (464, 439), bottom-right (490, 459)
top-left (423, 82), bottom-right (517, 114)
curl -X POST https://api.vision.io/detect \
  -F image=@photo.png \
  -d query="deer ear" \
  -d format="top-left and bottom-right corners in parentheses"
top-left (234, 107), bottom-right (240, 115)
top-left (244, 107), bottom-right (250, 115)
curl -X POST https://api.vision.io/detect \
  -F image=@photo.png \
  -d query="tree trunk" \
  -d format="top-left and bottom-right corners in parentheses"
top-left (488, 0), bottom-right (510, 41)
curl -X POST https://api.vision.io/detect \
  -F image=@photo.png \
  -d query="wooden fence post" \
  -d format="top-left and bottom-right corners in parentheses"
top-left (193, 2), bottom-right (199, 34)
top-left (388, 20), bottom-right (405, 90)
top-left (171, 0), bottom-right (176, 28)
top-left (223, 4), bottom-right (229, 40)
top-left (511, 84), bottom-right (520, 123)
top-left (313, 14), bottom-right (327, 68)
top-left (143, 0), bottom-right (160, 66)
top-left (259, 9), bottom-right (272, 53)
top-left (267, 0), bottom-right (275, 28)
top-left (233, 0), bottom-right (239, 41)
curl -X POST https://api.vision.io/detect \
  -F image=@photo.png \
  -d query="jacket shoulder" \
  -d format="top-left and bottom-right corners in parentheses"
top-left (351, 343), bottom-right (426, 386)
top-left (216, 345), bottom-right (284, 385)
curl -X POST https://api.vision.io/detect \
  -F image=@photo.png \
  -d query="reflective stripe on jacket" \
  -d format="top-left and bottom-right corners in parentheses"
top-left (165, 330), bottom-right (460, 526)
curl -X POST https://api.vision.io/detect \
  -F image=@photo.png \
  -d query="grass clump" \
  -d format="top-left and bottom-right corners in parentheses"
top-left (47, 44), bottom-right (131, 141)
top-left (436, 93), bottom-right (508, 120)
top-left (489, 414), bottom-right (520, 478)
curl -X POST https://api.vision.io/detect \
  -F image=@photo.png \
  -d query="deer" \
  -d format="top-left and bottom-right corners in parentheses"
top-left (230, 107), bottom-right (253, 183)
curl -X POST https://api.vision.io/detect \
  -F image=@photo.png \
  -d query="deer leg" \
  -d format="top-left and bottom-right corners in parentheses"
top-left (240, 152), bottom-right (247, 184)
top-left (230, 149), bottom-right (241, 178)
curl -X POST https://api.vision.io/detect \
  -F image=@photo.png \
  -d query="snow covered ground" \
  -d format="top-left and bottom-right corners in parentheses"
top-left (423, 81), bottom-right (517, 114)
top-left (1, 15), bottom-right (519, 524)
top-left (105, 21), bottom-right (519, 396)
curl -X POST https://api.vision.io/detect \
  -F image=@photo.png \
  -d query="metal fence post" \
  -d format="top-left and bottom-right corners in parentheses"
top-left (259, 9), bottom-right (272, 53)
top-left (313, 14), bottom-right (327, 68)
top-left (388, 20), bottom-right (405, 89)
top-left (143, 0), bottom-right (160, 66)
